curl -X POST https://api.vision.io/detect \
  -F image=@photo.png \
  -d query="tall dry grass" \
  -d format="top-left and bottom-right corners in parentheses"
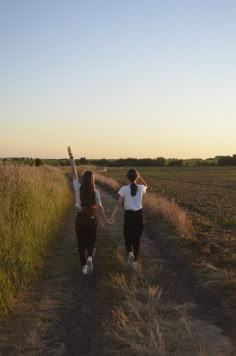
top-left (0, 163), bottom-right (71, 314)
top-left (144, 194), bottom-right (194, 238)
top-left (95, 172), bottom-right (121, 191)
top-left (103, 250), bottom-right (213, 356)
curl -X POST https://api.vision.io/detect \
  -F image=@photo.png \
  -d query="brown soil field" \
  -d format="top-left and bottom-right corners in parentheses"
top-left (147, 167), bottom-right (236, 270)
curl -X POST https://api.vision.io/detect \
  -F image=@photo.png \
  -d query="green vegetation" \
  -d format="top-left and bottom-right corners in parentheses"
top-left (5, 154), bottom-right (236, 167)
top-left (0, 164), bottom-right (72, 315)
top-left (218, 154), bottom-right (236, 166)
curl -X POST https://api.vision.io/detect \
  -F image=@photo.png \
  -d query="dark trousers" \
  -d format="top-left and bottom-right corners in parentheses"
top-left (75, 212), bottom-right (97, 266)
top-left (124, 209), bottom-right (144, 261)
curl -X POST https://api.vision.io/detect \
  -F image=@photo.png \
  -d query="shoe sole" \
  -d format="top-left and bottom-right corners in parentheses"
top-left (82, 267), bottom-right (88, 275)
top-left (128, 254), bottom-right (135, 266)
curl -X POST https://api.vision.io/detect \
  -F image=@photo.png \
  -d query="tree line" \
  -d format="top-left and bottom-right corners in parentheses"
top-left (217, 155), bottom-right (236, 166)
top-left (2, 155), bottom-right (236, 167)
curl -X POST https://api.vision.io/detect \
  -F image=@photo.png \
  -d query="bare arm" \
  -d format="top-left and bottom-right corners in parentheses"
top-left (67, 146), bottom-right (78, 180)
top-left (137, 174), bottom-right (148, 188)
top-left (97, 204), bottom-right (109, 223)
top-left (109, 195), bottom-right (124, 223)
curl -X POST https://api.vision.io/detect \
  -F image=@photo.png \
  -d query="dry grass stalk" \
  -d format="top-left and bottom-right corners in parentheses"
top-left (0, 164), bottom-right (71, 315)
top-left (144, 193), bottom-right (194, 238)
top-left (95, 173), bottom-right (121, 191)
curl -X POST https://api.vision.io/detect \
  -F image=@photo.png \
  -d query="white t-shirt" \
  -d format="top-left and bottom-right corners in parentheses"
top-left (118, 184), bottom-right (147, 211)
top-left (73, 179), bottom-right (102, 210)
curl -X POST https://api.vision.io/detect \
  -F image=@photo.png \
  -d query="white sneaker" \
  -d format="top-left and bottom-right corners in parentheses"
top-left (87, 256), bottom-right (93, 273)
top-left (128, 252), bottom-right (135, 266)
top-left (82, 265), bottom-right (88, 275)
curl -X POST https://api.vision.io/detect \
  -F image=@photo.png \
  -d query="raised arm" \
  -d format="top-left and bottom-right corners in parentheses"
top-left (137, 173), bottom-right (148, 188)
top-left (67, 146), bottom-right (78, 180)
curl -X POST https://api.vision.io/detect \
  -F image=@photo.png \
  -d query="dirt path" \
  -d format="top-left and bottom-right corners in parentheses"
top-left (0, 202), bottom-right (104, 355)
top-left (0, 188), bottom-right (235, 355)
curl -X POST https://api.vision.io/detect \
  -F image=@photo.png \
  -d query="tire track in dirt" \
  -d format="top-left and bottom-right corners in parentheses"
top-left (0, 205), bottom-right (102, 354)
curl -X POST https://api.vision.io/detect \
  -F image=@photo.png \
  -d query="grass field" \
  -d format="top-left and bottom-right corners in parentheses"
top-left (0, 163), bottom-right (72, 315)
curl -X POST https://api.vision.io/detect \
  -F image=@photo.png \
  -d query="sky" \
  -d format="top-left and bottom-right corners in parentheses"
top-left (0, 0), bottom-right (236, 159)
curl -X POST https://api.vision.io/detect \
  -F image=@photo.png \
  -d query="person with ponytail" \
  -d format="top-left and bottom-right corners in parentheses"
top-left (67, 146), bottom-right (109, 275)
top-left (110, 168), bottom-right (148, 269)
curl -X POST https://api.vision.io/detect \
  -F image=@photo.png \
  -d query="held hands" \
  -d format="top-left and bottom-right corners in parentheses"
top-left (106, 217), bottom-right (113, 225)
top-left (108, 216), bottom-right (115, 225)
top-left (103, 216), bottom-right (113, 225)
top-left (99, 217), bottom-right (112, 229)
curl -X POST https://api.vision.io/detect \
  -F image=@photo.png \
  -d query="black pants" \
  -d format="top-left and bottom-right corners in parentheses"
top-left (75, 212), bottom-right (97, 266)
top-left (124, 209), bottom-right (144, 261)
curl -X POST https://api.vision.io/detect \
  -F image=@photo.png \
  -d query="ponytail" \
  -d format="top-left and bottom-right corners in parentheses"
top-left (130, 182), bottom-right (138, 196)
top-left (127, 168), bottom-right (138, 197)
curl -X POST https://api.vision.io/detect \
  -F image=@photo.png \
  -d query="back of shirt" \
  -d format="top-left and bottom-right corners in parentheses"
top-left (73, 179), bottom-right (102, 210)
top-left (118, 184), bottom-right (147, 211)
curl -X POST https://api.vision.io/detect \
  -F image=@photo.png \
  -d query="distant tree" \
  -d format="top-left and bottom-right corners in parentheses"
top-left (136, 158), bottom-right (155, 166)
top-left (156, 157), bottom-right (166, 166)
top-left (218, 155), bottom-right (236, 166)
top-left (35, 158), bottom-right (42, 167)
top-left (58, 160), bottom-right (67, 166)
top-left (95, 159), bottom-right (108, 166)
top-left (168, 159), bottom-right (183, 167)
top-left (79, 157), bottom-right (88, 165)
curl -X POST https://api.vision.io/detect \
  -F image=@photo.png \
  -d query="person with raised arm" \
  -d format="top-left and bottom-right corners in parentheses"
top-left (109, 168), bottom-right (148, 270)
top-left (67, 146), bottom-right (109, 275)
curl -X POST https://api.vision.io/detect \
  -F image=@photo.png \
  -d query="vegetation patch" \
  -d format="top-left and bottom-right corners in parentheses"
top-left (0, 164), bottom-right (72, 315)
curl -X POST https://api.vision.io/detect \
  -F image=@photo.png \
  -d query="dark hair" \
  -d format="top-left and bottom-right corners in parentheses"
top-left (80, 171), bottom-right (96, 215)
top-left (127, 168), bottom-right (138, 196)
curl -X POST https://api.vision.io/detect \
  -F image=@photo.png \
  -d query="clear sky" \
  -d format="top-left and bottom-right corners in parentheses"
top-left (1, 0), bottom-right (235, 159)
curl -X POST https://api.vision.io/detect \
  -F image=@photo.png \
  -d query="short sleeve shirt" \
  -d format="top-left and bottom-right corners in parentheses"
top-left (73, 179), bottom-right (102, 210)
top-left (118, 184), bottom-right (147, 211)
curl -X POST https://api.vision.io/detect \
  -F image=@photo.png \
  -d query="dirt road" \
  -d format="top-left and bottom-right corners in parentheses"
top-left (0, 188), bottom-right (235, 355)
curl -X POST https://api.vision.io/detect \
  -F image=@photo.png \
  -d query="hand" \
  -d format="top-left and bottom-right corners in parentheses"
top-left (108, 216), bottom-right (115, 225)
top-left (67, 146), bottom-right (73, 158)
top-left (105, 218), bottom-right (112, 225)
